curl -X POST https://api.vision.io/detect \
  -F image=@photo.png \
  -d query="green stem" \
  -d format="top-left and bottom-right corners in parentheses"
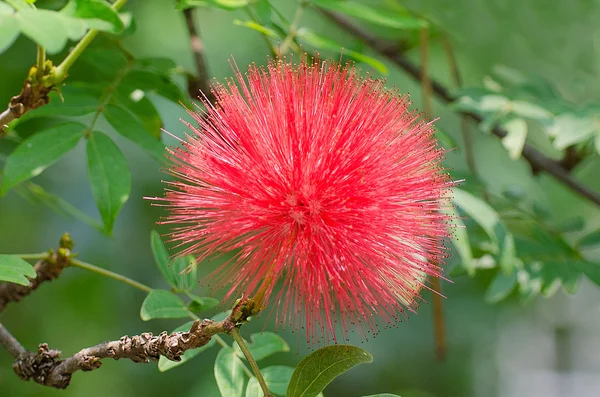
top-left (70, 258), bottom-right (152, 293)
top-left (35, 45), bottom-right (45, 80)
top-left (17, 253), bottom-right (48, 261)
top-left (230, 327), bottom-right (273, 397)
top-left (53, 0), bottom-right (129, 82)
top-left (280, 2), bottom-right (306, 55)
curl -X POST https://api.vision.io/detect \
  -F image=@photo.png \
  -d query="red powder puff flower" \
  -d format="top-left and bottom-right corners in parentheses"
top-left (154, 57), bottom-right (452, 344)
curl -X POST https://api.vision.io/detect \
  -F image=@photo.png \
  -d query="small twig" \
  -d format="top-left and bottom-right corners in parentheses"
top-left (319, 9), bottom-right (600, 207)
top-left (182, 8), bottom-right (215, 102)
top-left (1, 298), bottom-right (257, 389)
top-left (280, 2), bottom-right (306, 55)
top-left (230, 327), bottom-right (274, 397)
top-left (69, 259), bottom-right (152, 293)
top-left (0, 234), bottom-right (73, 312)
top-left (431, 277), bottom-right (446, 361)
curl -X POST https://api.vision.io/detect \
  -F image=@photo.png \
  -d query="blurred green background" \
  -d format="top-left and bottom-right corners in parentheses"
top-left (1, 0), bottom-right (600, 396)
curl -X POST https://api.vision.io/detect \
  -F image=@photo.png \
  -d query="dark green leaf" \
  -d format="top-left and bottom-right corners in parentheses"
top-left (361, 395), bottom-right (401, 397)
top-left (574, 261), bottom-right (600, 287)
top-left (113, 87), bottom-right (163, 139)
top-left (255, 0), bottom-right (271, 25)
top-left (86, 131), bottom-right (131, 233)
top-left (313, 0), bottom-right (428, 30)
top-left (60, 0), bottom-right (124, 34)
top-left (140, 289), bottom-right (190, 321)
top-left (122, 70), bottom-right (186, 104)
top-left (215, 346), bottom-right (245, 397)
top-left (578, 229), bottom-right (600, 248)
top-left (157, 321), bottom-right (217, 371)
top-left (1, 122), bottom-right (84, 195)
top-left (26, 86), bottom-right (100, 117)
top-left (246, 366), bottom-right (294, 397)
top-left (0, 255), bottom-right (37, 286)
top-left (233, 332), bottom-right (290, 362)
top-left (286, 345), bottom-right (373, 397)
top-left (556, 217), bottom-right (585, 233)
top-left (104, 104), bottom-right (165, 162)
top-left (485, 270), bottom-right (517, 303)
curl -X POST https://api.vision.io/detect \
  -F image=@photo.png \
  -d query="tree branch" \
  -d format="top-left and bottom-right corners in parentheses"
top-left (0, 234), bottom-right (73, 312)
top-left (1, 297), bottom-right (258, 389)
top-left (319, 9), bottom-right (600, 207)
top-left (182, 8), bottom-right (215, 102)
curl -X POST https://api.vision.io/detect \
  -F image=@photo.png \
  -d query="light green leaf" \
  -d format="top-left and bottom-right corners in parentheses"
top-left (286, 345), bottom-right (373, 397)
top-left (595, 132), bottom-right (600, 154)
top-left (0, 255), bottom-right (37, 286)
top-left (1, 122), bottom-right (84, 195)
top-left (104, 104), bottom-right (165, 162)
top-left (501, 118), bottom-right (527, 160)
top-left (86, 132), bottom-right (131, 234)
top-left (17, 9), bottom-right (74, 53)
top-left (215, 346), bottom-right (245, 397)
top-left (313, 0), bottom-right (427, 30)
top-left (296, 28), bottom-right (388, 74)
top-left (140, 289), bottom-right (190, 321)
top-left (510, 101), bottom-right (552, 121)
top-left (234, 19), bottom-right (278, 38)
top-left (158, 321), bottom-right (217, 371)
top-left (60, 0), bottom-right (124, 34)
top-left (233, 332), bottom-right (290, 362)
top-left (578, 229), bottom-right (600, 249)
top-left (0, 6), bottom-right (19, 53)
top-left (548, 114), bottom-right (596, 150)
top-left (485, 270), bottom-right (517, 303)
top-left (444, 205), bottom-right (474, 276)
top-left (451, 188), bottom-right (500, 247)
top-left (246, 366), bottom-right (295, 397)
top-left (180, 0), bottom-right (249, 10)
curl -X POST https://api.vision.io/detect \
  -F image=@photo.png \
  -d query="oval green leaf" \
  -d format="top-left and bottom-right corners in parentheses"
top-left (233, 332), bottom-right (290, 362)
top-left (104, 104), bottom-right (165, 162)
top-left (1, 122), bottom-right (84, 195)
top-left (484, 270), bottom-right (517, 303)
top-left (86, 131), bottom-right (131, 234)
top-left (246, 366), bottom-right (295, 397)
top-left (158, 321), bottom-right (217, 371)
top-left (187, 294), bottom-right (220, 313)
top-left (215, 346), bottom-right (245, 397)
top-left (286, 345), bottom-right (373, 397)
top-left (0, 255), bottom-right (37, 286)
top-left (140, 289), bottom-right (189, 321)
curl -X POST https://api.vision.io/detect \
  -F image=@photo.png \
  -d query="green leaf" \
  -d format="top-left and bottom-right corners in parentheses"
top-left (86, 131), bottom-right (131, 233)
top-left (548, 114), bottom-right (596, 150)
top-left (187, 294), bottom-right (220, 312)
top-left (361, 395), bottom-right (401, 397)
top-left (255, 0), bottom-right (271, 25)
top-left (286, 345), bottom-right (373, 397)
top-left (26, 86), bottom-right (100, 117)
top-left (157, 321), bottom-right (217, 371)
top-left (246, 366), bottom-right (295, 397)
top-left (104, 104), bottom-right (165, 162)
top-left (150, 230), bottom-right (179, 287)
top-left (234, 19), bottom-right (278, 39)
top-left (0, 255), bottom-right (37, 286)
top-left (60, 0), bottom-right (124, 34)
top-left (485, 270), bottom-right (517, 303)
top-left (313, 0), bottom-right (428, 30)
top-left (578, 229), bottom-right (600, 248)
top-left (0, 6), bottom-right (19, 53)
top-left (574, 261), bottom-right (600, 287)
top-left (140, 289), bottom-right (190, 321)
top-left (179, 0), bottom-right (249, 10)
top-left (233, 332), bottom-right (290, 362)
top-left (451, 188), bottom-right (500, 247)
top-left (444, 205), bottom-right (474, 276)
top-left (113, 88), bottom-right (163, 139)
top-left (122, 70), bottom-right (186, 104)
top-left (1, 122), bottom-right (84, 195)
top-left (510, 100), bottom-right (552, 121)
top-left (296, 28), bottom-right (388, 75)
top-left (18, 182), bottom-right (104, 231)
top-left (215, 346), bottom-right (245, 397)
top-left (17, 9), bottom-right (77, 54)
top-left (501, 118), bottom-right (527, 160)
